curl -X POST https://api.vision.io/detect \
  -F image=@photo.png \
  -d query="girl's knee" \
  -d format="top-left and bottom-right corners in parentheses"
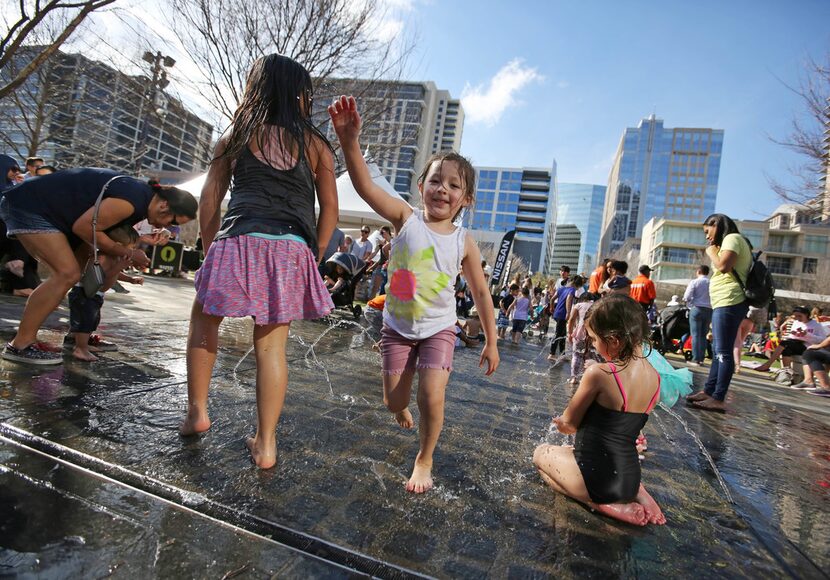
top-left (533, 444), bottom-right (551, 467)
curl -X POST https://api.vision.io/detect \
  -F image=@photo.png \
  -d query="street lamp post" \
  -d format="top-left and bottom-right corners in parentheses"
top-left (134, 51), bottom-right (175, 175)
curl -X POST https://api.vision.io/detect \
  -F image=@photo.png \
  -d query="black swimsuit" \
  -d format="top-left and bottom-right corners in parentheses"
top-left (573, 363), bottom-right (660, 504)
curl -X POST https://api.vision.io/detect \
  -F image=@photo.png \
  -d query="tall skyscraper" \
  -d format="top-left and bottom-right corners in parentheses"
top-left (598, 115), bottom-right (723, 257)
top-left (314, 80), bottom-right (463, 200)
top-left (0, 47), bottom-right (214, 173)
top-left (464, 163), bottom-right (557, 274)
top-left (548, 183), bottom-right (607, 274)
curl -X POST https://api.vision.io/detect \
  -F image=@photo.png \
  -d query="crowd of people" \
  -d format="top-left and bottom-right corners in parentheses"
top-left (2, 54), bottom-right (825, 533)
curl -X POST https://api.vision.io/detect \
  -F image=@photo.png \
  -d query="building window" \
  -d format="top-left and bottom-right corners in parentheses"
top-left (767, 256), bottom-right (793, 276)
top-left (803, 257), bottom-right (818, 274)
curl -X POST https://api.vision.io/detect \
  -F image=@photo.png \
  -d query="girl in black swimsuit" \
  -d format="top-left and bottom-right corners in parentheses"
top-left (533, 294), bottom-right (666, 526)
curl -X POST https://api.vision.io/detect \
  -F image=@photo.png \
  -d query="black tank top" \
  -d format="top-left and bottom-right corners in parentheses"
top-left (215, 147), bottom-right (318, 256)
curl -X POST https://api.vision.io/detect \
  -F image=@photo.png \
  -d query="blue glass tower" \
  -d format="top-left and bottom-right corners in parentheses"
top-left (599, 115), bottom-right (723, 256)
top-left (549, 183), bottom-right (607, 274)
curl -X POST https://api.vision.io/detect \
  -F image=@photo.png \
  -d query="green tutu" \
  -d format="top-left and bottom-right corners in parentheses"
top-left (644, 344), bottom-right (693, 407)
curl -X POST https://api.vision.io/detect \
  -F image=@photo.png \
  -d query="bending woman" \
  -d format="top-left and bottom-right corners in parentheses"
top-left (0, 168), bottom-right (197, 364)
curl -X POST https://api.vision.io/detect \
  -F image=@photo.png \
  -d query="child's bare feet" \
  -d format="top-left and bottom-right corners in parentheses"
top-left (72, 347), bottom-right (98, 362)
top-left (246, 436), bottom-right (277, 469)
top-left (593, 501), bottom-right (648, 526)
top-left (406, 458), bottom-right (433, 493)
top-left (395, 408), bottom-right (414, 429)
top-left (636, 484), bottom-right (666, 525)
top-left (179, 409), bottom-right (211, 436)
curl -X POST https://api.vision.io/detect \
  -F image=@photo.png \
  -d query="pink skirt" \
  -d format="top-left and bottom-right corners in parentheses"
top-left (195, 235), bottom-right (334, 324)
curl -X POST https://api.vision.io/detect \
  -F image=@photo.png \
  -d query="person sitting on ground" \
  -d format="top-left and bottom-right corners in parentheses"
top-left (65, 224), bottom-right (144, 361)
top-left (461, 307), bottom-right (483, 342)
top-left (790, 332), bottom-right (830, 397)
top-left (754, 306), bottom-right (826, 373)
top-left (533, 294), bottom-right (666, 527)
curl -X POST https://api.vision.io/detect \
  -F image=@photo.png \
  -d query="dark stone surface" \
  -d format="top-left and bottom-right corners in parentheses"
top-left (0, 277), bottom-right (828, 577)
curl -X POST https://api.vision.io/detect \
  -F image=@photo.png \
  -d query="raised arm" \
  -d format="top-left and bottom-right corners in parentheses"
top-left (199, 136), bottom-right (233, 253)
top-left (461, 234), bottom-right (499, 375)
top-left (328, 96), bottom-right (411, 230)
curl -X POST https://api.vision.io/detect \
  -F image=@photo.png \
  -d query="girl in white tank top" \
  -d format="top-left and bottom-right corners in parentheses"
top-left (329, 96), bottom-right (500, 494)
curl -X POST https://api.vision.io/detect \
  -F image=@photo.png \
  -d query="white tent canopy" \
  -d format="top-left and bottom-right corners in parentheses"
top-left (175, 159), bottom-right (405, 229)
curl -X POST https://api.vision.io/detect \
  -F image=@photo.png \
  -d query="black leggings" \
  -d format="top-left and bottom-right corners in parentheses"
top-left (803, 348), bottom-right (830, 372)
top-left (551, 318), bottom-right (567, 355)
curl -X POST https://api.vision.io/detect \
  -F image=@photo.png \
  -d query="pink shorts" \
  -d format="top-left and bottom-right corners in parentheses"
top-left (381, 325), bottom-right (456, 375)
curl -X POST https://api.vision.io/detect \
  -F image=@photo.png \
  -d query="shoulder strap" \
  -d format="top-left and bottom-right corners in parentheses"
top-left (91, 175), bottom-right (129, 266)
top-left (646, 372), bottom-right (662, 414)
top-left (607, 362), bottom-right (628, 411)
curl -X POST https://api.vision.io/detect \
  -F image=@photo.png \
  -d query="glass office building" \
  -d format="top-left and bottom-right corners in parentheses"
top-left (548, 183), bottom-right (607, 274)
top-left (599, 115), bottom-right (723, 256)
top-left (464, 163), bottom-right (557, 274)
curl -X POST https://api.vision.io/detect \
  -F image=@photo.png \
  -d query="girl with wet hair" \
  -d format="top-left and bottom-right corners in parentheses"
top-left (533, 294), bottom-right (666, 526)
top-left (182, 54), bottom-right (338, 470)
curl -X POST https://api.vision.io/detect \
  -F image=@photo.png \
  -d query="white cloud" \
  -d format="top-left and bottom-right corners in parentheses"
top-left (461, 59), bottom-right (543, 127)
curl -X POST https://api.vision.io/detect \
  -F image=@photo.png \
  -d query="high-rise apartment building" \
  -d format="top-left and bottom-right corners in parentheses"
top-left (314, 80), bottom-right (463, 200)
top-left (0, 48), bottom-right (214, 173)
top-left (548, 183), bottom-right (607, 274)
top-left (598, 115), bottom-right (723, 257)
top-left (464, 163), bottom-right (557, 274)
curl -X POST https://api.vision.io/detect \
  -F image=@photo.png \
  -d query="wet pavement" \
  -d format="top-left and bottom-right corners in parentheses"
top-left (0, 276), bottom-right (828, 578)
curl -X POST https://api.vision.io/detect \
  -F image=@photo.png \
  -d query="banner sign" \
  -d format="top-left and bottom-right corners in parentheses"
top-left (490, 229), bottom-right (516, 287)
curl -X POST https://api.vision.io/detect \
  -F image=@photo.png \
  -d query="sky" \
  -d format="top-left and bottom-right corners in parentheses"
top-left (382, 0), bottom-right (830, 221)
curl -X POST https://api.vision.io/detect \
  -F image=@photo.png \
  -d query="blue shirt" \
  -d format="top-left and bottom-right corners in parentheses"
top-left (553, 286), bottom-right (576, 321)
top-left (683, 275), bottom-right (712, 309)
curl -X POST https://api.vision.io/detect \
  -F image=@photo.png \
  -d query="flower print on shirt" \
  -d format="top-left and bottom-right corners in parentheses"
top-left (386, 244), bottom-right (450, 323)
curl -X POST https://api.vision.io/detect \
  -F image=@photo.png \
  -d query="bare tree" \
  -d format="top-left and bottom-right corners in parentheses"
top-left (167, 0), bottom-right (413, 122)
top-left (768, 55), bottom-right (830, 210)
top-left (0, 0), bottom-right (117, 100)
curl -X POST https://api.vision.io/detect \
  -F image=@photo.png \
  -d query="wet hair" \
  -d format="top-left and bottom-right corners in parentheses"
top-left (702, 213), bottom-right (742, 247)
top-left (609, 260), bottom-right (628, 275)
top-left (585, 294), bottom-right (651, 364)
top-left (416, 151), bottom-right (476, 221)
top-left (697, 264), bottom-right (710, 276)
top-left (105, 223), bottom-right (139, 247)
top-left (220, 54), bottom-right (333, 168)
top-left (148, 180), bottom-right (198, 218)
top-left (570, 274), bottom-right (584, 288)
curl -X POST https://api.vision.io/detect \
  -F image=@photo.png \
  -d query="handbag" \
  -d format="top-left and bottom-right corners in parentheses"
top-left (81, 175), bottom-right (127, 298)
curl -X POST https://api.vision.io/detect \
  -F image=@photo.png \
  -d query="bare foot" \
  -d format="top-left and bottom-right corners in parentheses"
top-left (406, 459), bottom-right (434, 493)
top-left (395, 408), bottom-right (414, 429)
top-left (72, 347), bottom-right (98, 362)
top-left (246, 436), bottom-right (277, 469)
top-left (686, 391), bottom-right (711, 403)
top-left (593, 501), bottom-right (648, 526)
top-left (636, 484), bottom-right (666, 525)
top-left (689, 398), bottom-right (727, 413)
top-left (179, 410), bottom-right (211, 436)
top-left (12, 288), bottom-right (33, 297)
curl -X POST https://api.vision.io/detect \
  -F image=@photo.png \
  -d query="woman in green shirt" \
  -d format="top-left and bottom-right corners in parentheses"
top-left (687, 214), bottom-right (751, 412)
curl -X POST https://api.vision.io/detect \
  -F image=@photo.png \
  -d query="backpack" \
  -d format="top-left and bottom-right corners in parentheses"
top-left (732, 249), bottom-right (775, 308)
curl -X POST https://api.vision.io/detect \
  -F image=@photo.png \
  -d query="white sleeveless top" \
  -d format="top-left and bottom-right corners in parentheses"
top-left (383, 208), bottom-right (466, 340)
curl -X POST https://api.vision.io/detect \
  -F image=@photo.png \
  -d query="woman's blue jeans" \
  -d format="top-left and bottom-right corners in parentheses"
top-left (704, 301), bottom-right (749, 401)
top-left (689, 306), bottom-right (713, 363)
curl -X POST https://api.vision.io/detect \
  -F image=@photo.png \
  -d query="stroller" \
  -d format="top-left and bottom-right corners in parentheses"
top-left (324, 252), bottom-right (368, 320)
top-left (658, 304), bottom-right (690, 355)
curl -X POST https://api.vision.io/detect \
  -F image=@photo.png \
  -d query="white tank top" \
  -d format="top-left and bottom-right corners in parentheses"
top-left (383, 208), bottom-right (466, 340)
